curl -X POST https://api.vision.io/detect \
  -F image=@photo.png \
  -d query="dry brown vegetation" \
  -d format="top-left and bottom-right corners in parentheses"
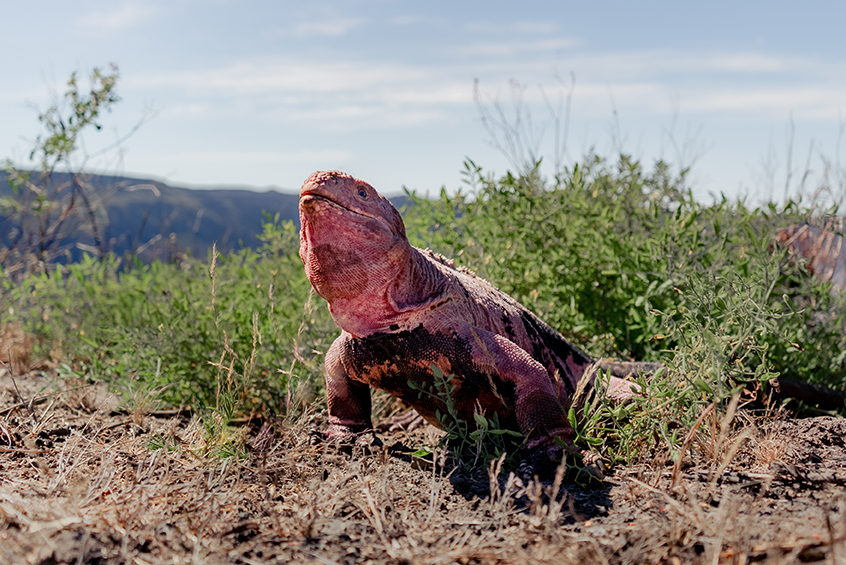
top-left (0, 364), bottom-right (845, 565)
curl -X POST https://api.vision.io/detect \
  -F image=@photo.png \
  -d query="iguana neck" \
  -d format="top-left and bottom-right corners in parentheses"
top-left (389, 247), bottom-right (450, 313)
top-left (327, 245), bottom-right (448, 337)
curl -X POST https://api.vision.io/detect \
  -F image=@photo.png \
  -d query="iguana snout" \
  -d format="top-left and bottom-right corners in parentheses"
top-left (299, 170), bottom-right (405, 237)
top-left (298, 170), bottom-right (413, 335)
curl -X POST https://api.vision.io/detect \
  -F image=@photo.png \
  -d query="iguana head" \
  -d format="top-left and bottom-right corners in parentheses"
top-left (299, 171), bottom-right (410, 326)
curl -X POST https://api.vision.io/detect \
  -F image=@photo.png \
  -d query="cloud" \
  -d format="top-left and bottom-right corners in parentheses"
top-left (513, 21), bottom-right (560, 34)
top-left (389, 14), bottom-right (446, 27)
top-left (156, 150), bottom-right (353, 165)
top-left (388, 84), bottom-right (468, 104)
top-left (132, 49), bottom-right (827, 103)
top-left (76, 1), bottom-right (159, 36)
top-left (160, 103), bottom-right (215, 117)
top-left (134, 58), bottom-right (429, 94)
top-left (282, 106), bottom-right (445, 130)
top-left (683, 87), bottom-right (845, 117)
top-left (700, 53), bottom-right (800, 72)
top-left (132, 57), bottom-right (473, 106)
top-left (130, 57), bottom-right (471, 130)
top-left (459, 38), bottom-right (579, 57)
top-left (465, 20), bottom-right (561, 35)
top-left (127, 46), bottom-right (845, 137)
top-left (554, 50), bottom-right (818, 79)
top-left (473, 75), bottom-right (846, 123)
top-left (291, 17), bottom-right (366, 37)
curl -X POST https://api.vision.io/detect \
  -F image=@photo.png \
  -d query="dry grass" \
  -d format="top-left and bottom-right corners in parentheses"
top-left (0, 369), bottom-right (845, 564)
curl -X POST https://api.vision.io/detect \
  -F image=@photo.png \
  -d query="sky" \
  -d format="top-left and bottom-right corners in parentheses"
top-left (2, 1), bottom-right (846, 201)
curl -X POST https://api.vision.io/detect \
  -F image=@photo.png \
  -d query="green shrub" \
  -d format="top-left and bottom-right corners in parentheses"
top-left (404, 155), bottom-right (845, 389)
top-left (404, 155), bottom-right (846, 462)
top-left (1, 216), bottom-right (337, 414)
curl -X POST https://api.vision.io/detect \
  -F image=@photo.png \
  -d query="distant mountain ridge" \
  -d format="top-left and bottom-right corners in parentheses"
top-left (0, 171), bottom-right (409, 261)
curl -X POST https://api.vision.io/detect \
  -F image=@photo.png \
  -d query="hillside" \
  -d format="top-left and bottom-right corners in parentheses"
top-left (0, 171), bottom-right (408, 261)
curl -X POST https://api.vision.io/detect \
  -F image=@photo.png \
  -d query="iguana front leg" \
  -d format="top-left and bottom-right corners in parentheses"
top-left (456, 325), bottom-right (575, 465)
top-left (324, 334), bottom-right (372, 439)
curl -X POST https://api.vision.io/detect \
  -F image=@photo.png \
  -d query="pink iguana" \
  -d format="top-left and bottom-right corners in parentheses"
top-left (298, 170), bottom-right (659, 473)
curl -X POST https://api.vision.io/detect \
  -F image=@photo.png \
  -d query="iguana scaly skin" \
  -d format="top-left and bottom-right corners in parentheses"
top-left (299, 170), bottom-right (657, 471)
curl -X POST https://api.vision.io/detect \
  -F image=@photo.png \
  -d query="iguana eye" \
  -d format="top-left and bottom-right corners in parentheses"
top-left (357, 187), bottom-right (368, 198)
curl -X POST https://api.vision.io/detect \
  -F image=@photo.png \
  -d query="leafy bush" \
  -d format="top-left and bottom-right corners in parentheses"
top-left (404, 155), bottom-right (846, 387)
top-left (403, 155), bottom-right (846, 462)
top-left (1, 216), bottom-right (337, 414)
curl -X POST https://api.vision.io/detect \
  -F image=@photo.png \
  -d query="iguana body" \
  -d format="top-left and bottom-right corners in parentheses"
top-left (299, 170), bottom-right (656, 469)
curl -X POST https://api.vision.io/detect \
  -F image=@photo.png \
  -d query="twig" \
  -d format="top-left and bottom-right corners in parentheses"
top-left (10, 377), bottom-right (39, 425)
top-left (0, 445), bottom-right (52, 454)
top-left (627, 476), bottom-right (705, 530)
top-left (303, 551), bottom-right (342, 565)
top-left (671, 402), bottom-right (714, 488)
top-left (0, 382), bottom-right (101, 416)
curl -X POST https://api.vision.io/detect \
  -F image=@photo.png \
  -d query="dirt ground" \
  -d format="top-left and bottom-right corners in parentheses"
top-left (0, 366), bottom-right (844, 565)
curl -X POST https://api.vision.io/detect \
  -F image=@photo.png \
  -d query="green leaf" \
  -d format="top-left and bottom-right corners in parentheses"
top-left (568, 407), bottom-right (577, 429)
top-left (694, 378), bottom-right (714, 395)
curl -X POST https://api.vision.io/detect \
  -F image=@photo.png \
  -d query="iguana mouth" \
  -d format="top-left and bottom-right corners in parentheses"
top-left (300, 191), bottom-right (376, 221)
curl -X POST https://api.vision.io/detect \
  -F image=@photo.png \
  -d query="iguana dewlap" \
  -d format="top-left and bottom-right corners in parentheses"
top-left (299, 170), bottom-right (653, 469)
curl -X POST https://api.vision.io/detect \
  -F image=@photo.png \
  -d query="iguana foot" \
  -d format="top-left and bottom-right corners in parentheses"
top-left (574, 450), bottom-right (606, 482)
top-left (517, 440), bottom-right (566, 481)
top-left (606, 377), bottom-right (641, 402)
top-left (518, 442), bottom-right (605, 483)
